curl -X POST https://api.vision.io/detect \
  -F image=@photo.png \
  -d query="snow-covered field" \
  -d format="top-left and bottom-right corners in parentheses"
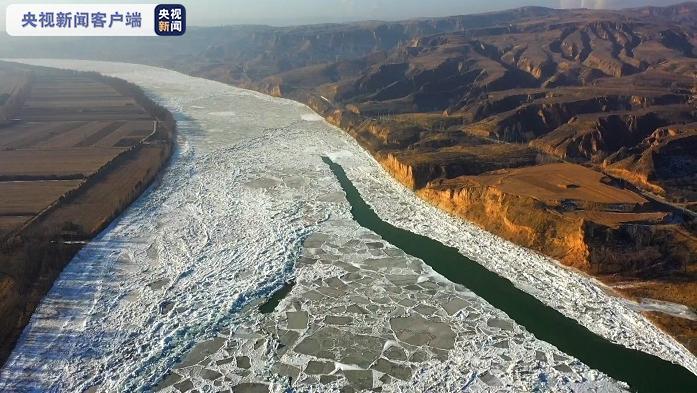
top-left (0, 60), bottom-right (693, 392)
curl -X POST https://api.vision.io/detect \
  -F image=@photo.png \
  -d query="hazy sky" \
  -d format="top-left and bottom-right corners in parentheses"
top-left (0, 0), bottom-right (685, 26)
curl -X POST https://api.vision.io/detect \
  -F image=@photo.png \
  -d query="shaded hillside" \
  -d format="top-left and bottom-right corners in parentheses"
top-left (226, 3), bottom-right (697, 214)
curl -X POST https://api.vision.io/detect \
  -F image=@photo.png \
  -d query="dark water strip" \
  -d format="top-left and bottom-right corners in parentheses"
top-left (259, 280), bottom-right (295, 314)
top-left (322, 156), bottom-right (697, 393)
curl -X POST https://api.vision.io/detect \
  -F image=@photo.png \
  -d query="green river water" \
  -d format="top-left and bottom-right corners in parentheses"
top-left (323, 156), bottom-right (697, 393)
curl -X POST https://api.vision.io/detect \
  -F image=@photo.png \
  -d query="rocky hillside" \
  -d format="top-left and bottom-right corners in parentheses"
top-left (200, 3), bottom-right (697, 352)
top-left (163, 3), bottom-right (697, 216)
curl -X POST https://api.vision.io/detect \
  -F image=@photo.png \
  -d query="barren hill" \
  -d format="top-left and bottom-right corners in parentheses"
top-left (196, 3), bottom-right (697, 353)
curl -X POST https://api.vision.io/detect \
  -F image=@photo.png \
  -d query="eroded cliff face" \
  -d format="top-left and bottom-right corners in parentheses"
top-left (603, 124), bottom-right (697, 204)
top-left (306, 85), bottom-right (695, 278)
top-left (375, 149), bottom-right (693, 277)
top-left (380, 153), bottom-right (420, 189)
top-left (418, 182), bottom-right (591, 269)
top-left (377, 152), bottom-right (488, 190)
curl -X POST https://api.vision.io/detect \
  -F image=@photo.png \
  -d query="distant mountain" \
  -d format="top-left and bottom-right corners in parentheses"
top-left (0, 6), bottom-right (566, 80)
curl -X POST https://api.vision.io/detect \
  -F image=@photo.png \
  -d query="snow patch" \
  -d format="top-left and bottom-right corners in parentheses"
top-left (301, 113), bottom-right (324, 121)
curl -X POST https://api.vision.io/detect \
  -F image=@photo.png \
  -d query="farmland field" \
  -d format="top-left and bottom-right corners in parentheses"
top-left (0, 148), bottom-right (125, 179)
top-left (0, 62), bottom-right (175, 367)
top-left (0, 180), bottom-right (83, 216)
top-left (36, 144), bottom-right (167, 234)
top-left (0, 66), bottom-right (159, 236)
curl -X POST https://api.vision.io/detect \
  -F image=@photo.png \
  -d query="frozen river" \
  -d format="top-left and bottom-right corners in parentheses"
top-left (0, 60), bottom-right (695, 392)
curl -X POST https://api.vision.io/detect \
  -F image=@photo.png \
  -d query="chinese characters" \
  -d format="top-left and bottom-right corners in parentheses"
top-left (154, 4), bottom-right (185, 36)
top-left (21, 11), bottom-right (142, 29)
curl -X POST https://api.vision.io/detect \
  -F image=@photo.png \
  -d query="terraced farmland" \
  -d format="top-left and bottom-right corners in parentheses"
top-left (0, 69), bottom-right (158, 237)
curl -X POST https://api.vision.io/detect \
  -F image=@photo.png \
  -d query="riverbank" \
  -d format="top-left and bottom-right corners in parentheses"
top-left (324, 156), bottom-right (697, 391)
top-left (0, 64), bottom-right (176, 366)
top-left (231, 83), bottom-right (696, 357)
top-left (195, 60), bottom-right (697, 375)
